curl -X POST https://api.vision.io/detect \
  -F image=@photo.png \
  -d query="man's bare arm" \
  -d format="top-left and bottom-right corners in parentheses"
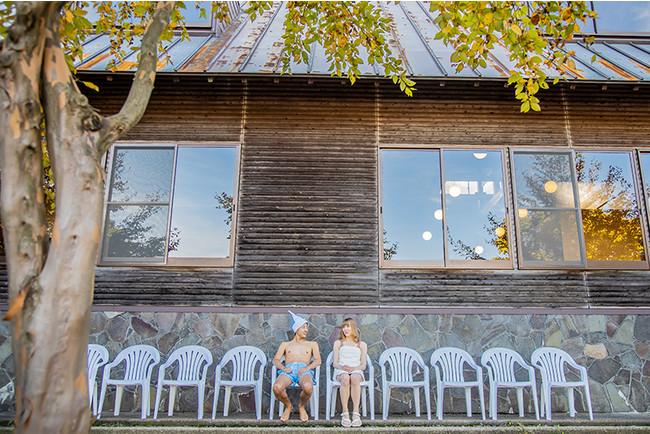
top-left (307, 341), bottom-right (321, 370)
top-left (273, 342), bottom-right (291, 373)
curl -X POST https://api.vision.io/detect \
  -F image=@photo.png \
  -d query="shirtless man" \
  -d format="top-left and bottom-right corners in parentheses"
top-left (272, 311), bottom-right (321, 422)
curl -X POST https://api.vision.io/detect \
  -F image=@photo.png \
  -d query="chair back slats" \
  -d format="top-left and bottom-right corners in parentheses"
top-left (166, 346), bottom-right (213, 382)
top-left (431, 347), bottom-right (475, 383)
top-left (116, 345), bottom-right (160, 381)
top-left (379, 347), bottom-right (424, 383)
top-left (221, 346), bottom-right (266, 383)
top-left (481, 348), bottom-right (530, 383)
top-left (532, 348), bottom-right (569, 383)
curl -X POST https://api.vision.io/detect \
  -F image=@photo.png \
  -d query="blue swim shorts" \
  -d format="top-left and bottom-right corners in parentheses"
top-left (278, 362), bottom-right (316, 386)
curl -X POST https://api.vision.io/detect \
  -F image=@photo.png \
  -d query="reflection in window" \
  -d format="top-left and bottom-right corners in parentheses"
top-left (381, 149), bottom-right (509, 266)
top-left (169, 147), bottom-right (236, 258)
top-left (513, 152), bottom-right (583, 266)
top-left (576, 152), bottom-right (644, 262)
top-left (102, 145), bottom-right (237, 264)
top-left (382, 150), bottom-right (443, 262)
top-left (104, 148), bottom-right (174, 261)
top-left (443, 151), bottom-right (509, 261)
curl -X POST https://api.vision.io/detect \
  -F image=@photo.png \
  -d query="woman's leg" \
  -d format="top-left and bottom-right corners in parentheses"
top-left (337, 373), bottom-right (351, 414)
top-left (350, 373), bottom-right (363, 414)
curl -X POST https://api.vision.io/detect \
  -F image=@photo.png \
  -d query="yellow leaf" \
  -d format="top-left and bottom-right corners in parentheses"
top-left (511, 24), bottom-right (522, 36)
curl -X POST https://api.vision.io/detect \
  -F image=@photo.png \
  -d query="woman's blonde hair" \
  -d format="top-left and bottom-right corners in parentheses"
top-left (338, 318), bottom-right (360, 343)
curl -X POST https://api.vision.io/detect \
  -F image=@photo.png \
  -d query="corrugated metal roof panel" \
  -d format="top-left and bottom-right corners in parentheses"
top-left (77, 1), bottom-right (650, 83)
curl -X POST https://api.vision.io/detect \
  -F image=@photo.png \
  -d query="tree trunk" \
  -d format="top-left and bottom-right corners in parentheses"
top-left (0, 2), bottom-right (173, 432)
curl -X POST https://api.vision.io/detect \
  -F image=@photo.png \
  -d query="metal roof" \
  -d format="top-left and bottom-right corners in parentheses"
top-left (76, 1), bottom-right (650, 82)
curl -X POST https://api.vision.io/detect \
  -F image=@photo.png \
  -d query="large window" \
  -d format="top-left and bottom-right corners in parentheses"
top-left (512, 150), bottom-right (645, 269)
top-left (380, 149), bottom-right (510, 268)
top-left (101, 143), bottom-right (238, 266)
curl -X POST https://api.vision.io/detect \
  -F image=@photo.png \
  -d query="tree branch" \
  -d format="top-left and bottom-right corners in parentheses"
top-left (98, 1), bottom-right (173, 154)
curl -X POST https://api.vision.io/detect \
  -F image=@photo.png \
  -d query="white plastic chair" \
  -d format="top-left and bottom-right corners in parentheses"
top-left (481, 348), bottom-right (539, 421)
top-left (325, 351), bottom-right (375, 421)
top-left (430, 347), bottom-right (485, 421)
top-left (98, 344), bottom-right (160, 419)
top-left (379, 347), bottom-right (431, 420)
top-left (269, 355), bottom-right (320, 420)
top-left (153, 345), bottom-right (213, 420)
top-left (531, 347), bottom-right (593, 421)
top-left (212, 346), bottom-right (267, 420)
top-left (87, 344), bottom-right (109, 416)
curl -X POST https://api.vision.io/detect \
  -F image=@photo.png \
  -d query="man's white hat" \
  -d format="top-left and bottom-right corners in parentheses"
top-left (288, 310), bottom-right (308, 333)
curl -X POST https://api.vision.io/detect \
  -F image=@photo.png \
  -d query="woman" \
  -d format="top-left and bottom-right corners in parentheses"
top-left (332, 317), bottom-right (368, 427)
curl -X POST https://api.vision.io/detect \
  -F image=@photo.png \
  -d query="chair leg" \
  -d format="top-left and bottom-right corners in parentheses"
top-left (325, 384), bottom-right (331, 421)
top-left (490, 385), bottom-right (497, 420)
top-left (114, 385), bottom-right (123, 416)
top-left (424, 381), bottom-right (431, 421)
top-left (212, 383), bottom-right (220, 420)
top-left (168, 385), bottom-right (177, 417)
top-left (567, 387), bottom-right (576, 418)
top-left (97, 381), bottom-right (108, 420)
top-left (269, 391), bottom-right (275, 420)
top-left (544, 385), bottom-right (552, 421)
top-left (255, 385), bottom-right (263, 420)
top-left (465, 387), bottom-right (472, 417)
top-left (584, 383), bottom-right (593, 421)
top-left (153, 383), bottom-right (163, 419)
top-left (414, 386), bottom-right (421, 418)
top-left (478, 383), bottom-right (486, 421)
top-left (224, 386), bottom-right (232, 417)
top-left (382, 386), bottom-right (390, 420)
top-left (369, 383), bottom-right (375, 420)
top-left (436, 386), bottom-right (444, 421)
top-left (361, 385), bottom-right (367, 418)
top-left (531, 382), bottom-right (540, 421)
top-left (517, 387), bottom-right (525, 418)
top-left (312, 385), bottom-right (319, 420)
top-left (197, 384), bottom-right (205, 420)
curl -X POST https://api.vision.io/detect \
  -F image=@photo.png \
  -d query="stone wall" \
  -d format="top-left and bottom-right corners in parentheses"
top-left (0, 311), bottom-right (649, 418)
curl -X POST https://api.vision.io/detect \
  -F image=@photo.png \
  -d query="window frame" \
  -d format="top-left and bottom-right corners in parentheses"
top-left (98, 141), bottom-right (240, 267)
top-left (379, 146), bottom-right (514, 270)
top-left (511, 147), bottom-right (649, 271)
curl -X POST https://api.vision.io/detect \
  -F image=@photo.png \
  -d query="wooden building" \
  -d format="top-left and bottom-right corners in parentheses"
top-left (1, 2), bottom-right (650, 417)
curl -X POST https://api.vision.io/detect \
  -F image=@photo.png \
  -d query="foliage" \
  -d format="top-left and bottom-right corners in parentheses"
top-left (430, 1), bottom-right (596, 112)
top-left (0, 1), bottom-right (597, 107)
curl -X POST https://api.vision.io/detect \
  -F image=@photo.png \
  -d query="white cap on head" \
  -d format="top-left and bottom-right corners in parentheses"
top-left (288, 310), bottom-right (308, 333)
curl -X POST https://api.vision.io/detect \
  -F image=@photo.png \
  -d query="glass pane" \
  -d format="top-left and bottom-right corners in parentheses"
top-left (443, 151), bottom-right (509, 261)
top-left (169, 147), bottom-right (236, 258)
top-left (514, 152), bottom-right (577, 209)
top-left (518, 210), bottom-right (582, 264)
top-left (104, 205), bottom-right (169, 260)
top-left (109, 148), bottom-right (174, 203)
top-left (382, 150), bottom-right (443, 261)
top-left (577, 152), bottom-right (645, 261)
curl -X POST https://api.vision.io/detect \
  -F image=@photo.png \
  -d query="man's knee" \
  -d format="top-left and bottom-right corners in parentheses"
top-left (301, 383), bottom-right (313, 395)
top-left (273, 382), bottom-right (286, 396)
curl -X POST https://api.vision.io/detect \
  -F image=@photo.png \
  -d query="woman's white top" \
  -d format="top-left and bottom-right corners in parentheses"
top-left (333, 344), bottom-right (365, 379)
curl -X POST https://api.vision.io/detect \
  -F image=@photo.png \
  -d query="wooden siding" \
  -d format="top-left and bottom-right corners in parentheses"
top-left (1, 76), bottom-right (649, 308)
top-left (234, 80), bottom-right (379, 306)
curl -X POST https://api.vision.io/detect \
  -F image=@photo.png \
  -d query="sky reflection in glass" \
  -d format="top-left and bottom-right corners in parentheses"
top-left (109, 148), bottom-right (174, 203)
top-left (382, 150), bottom-right (443, 261)
top-left (443, 151), bottom-right (508, 261)
top-left (169, 147), bottom-right (236, 258)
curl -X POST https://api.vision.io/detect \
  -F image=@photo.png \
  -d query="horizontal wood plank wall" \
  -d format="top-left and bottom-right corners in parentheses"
top-left (377, 81), bottom-right (568, 146)
top-left (379, 269), bottom-right (587, 307)
top-left (1, 78), bottom-right (649, 308)
top-left (94, 267), bottom-right (233, 305)
top-left (564, 84), bottom-right (650, 147)
top-left (234, 80), bottom-right (379, 306)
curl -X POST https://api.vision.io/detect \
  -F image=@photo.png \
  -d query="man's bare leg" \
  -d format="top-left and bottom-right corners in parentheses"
top-left (272, 375), bottom-right (294, 422)
top-left (298, 375), bottom-right (314, 422)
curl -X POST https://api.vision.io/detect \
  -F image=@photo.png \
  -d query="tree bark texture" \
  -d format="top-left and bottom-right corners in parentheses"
top-left (0, 2), bottom-right (173, 432)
